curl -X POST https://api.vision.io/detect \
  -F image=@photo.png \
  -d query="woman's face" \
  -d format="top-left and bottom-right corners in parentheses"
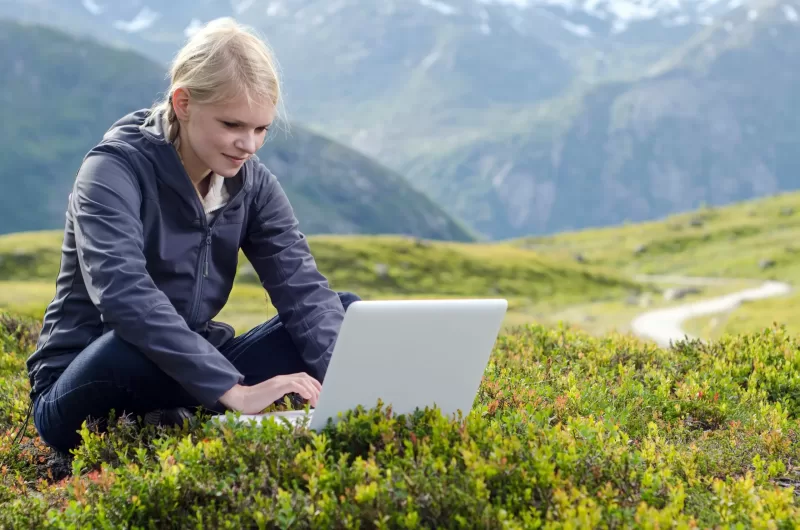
top-left (173, 88), bottom-right (276, 180)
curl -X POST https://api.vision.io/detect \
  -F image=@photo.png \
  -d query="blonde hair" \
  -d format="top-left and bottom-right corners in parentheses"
top-left (151, 17), bottom-right (286, 142)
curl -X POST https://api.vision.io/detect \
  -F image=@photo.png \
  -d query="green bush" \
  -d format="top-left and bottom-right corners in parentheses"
top-left (2, 313), bottom-right (800, 528)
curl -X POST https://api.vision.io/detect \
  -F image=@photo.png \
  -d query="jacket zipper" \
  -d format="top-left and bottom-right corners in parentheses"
top-left (168, 140), bottom-right (249, 329)
top-left (187, 187), bottom-right (247, 328)
top-left (188, 226), bottom-right (210, 328)
top-left (203, 232), bottom-right (211, 278)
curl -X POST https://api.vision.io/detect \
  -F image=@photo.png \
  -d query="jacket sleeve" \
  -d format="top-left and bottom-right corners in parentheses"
top-left (241, 163), bottom-right (345, 382)
top-left (71, 143), bottom-right (245, 407)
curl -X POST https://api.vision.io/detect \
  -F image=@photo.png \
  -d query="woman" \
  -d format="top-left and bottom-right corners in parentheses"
top-left (25, 18), bottom-right (360, 454)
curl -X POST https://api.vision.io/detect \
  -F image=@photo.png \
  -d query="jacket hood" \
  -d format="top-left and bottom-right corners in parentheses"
top-left (99, 108), bottom-right (252, 214)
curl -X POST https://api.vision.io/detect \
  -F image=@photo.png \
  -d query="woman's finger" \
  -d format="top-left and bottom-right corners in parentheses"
top-left (289, 381), bottom-right (312, 400)
top-left (291, 373), bottom-right (322, 393)
top-left (299, 380), bottom-right (319, 406)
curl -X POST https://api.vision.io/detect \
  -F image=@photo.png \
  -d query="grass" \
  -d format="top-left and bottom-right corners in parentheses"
top-left (514, 192), bottom-right (800, 280)
top-left (684, 291), bottom-right (799, 342)
top-left (514, 191), bottom-right (800, 336)
top-left (3, 203), bottom-right (792, 341)
top-left (7, 189), bottom-right (800, 342)
top-left (2, 312), bottom-right (800, 526)
top-left (0, 282), bottom-right (61, 320)
top-left (542, 279), bottom-right (761, 338)
top-left (3, 195), bottom-right (800, 525)
top-left (0, 231), bottom-right (652, 337)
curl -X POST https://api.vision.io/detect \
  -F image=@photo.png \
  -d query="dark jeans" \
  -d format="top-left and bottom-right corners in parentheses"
top-left (33, 291), bottom-right (360, 453)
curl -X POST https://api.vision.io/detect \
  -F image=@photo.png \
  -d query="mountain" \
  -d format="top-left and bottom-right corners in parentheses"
top-left (405, 0), bottom-right (800, 237)
top-left (0, 0), bottom-right (757, 136)
top-left (2, 0), bottom-right (799, 239)
top-left (0, 19), bottom-right (474, 241)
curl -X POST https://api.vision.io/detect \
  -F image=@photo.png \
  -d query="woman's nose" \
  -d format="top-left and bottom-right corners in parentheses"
top-left (235, 134), bottom-right (258, 154)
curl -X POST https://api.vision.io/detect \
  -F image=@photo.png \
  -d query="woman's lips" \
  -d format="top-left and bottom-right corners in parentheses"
top-left (224, 154), bottom-right (246, 163)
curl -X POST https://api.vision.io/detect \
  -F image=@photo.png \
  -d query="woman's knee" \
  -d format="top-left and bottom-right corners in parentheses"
top-left (47, 331), bottom-right (196, 414)
top-left (338, 291), bottom-right (361, 309)
top-left (34, 379), bottom-right (132, 454)
top-left (69, 330), bottom-right (146, 376)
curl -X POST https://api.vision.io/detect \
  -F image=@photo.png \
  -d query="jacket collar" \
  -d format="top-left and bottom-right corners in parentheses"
top-left (138, 108), bottom-right (252, 223)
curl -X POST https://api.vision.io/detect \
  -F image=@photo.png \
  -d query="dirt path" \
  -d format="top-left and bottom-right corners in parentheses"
top-left (630, 278), bottom-right (792, 347)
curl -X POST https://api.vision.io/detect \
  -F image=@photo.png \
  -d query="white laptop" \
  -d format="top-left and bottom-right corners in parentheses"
top-left (212, 298), bottom-right (508, 431)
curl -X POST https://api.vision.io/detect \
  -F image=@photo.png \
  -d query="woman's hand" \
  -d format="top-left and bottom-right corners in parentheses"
top-left (219, 373), bottom-right (322, 414)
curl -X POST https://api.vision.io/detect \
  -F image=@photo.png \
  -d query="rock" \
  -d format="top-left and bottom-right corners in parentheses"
top-left (662, 288), bottom-right (677, 301)
top-left (633, 244), bottom-right (647, 255)
top-left (414, 238), bottom-right (431, 248)
top-left (759, 259), bottom-right (776, 270)
top-left (663, 286), bottom-right (701, 301)
top-left (574, 253), bottom-right (586, 263)
top-left (780, 207), bottom-right (795, 217)
top-left (627, 292), bottom-right (652, 307)
top-left (688, 216), bottom-right (704, 227)
top-left (374, 263), bottom-right (390, 278)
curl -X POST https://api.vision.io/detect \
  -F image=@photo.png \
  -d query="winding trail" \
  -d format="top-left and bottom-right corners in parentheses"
top-left (630, 277), bottom-right (793, 347)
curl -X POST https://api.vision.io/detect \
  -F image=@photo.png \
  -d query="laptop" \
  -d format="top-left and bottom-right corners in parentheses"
top-left (212, 298), bottom-right (508, 431)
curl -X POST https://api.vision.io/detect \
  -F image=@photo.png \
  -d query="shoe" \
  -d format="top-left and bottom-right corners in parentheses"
top-left (143, 407), bottom-right (194, 427)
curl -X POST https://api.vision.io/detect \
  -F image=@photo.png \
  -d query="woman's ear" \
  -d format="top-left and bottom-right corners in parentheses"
top-left (172, 87), bottom-right (191, 121)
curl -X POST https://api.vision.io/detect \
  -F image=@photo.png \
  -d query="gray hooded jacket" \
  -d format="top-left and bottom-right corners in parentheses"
top-left (25, 108), bottom-right (345, 407)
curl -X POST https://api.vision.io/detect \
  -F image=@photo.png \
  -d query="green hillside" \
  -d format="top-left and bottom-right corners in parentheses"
top-left (516, 190), bottom-right (800, 337)
top-left (0, 19), bottom-right (473, 241)
top-left (6, 187), bottom-right (796, 341)
top-left (515, 191), bottom-right (800, 280)
top-left (0, 230), bottom-right (647, 334)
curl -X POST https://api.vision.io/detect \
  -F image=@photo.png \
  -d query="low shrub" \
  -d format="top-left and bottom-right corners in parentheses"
top-left (2, 318), bottom-right (800, 528)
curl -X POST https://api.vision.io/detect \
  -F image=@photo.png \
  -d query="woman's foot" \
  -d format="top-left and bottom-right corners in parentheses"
top-left (143, 407), bottom-right (194, 427)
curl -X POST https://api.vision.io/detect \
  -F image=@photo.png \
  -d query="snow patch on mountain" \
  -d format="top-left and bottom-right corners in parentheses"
top-left (266, 2), bottom-right (288, 17)
top-left (185, 18), bottom-right (203, 37)
top-left (231, 0), bottom-right (255, 15)
top-left (477, 0), bottom-right (763, 34)
top-left (419, 0), bottom-right (461, 15)
top-left (113, 7), bottom-right (160, 33)
top-left (81, 0), bottom-right (103, 15)
top-left (561, 19), bottom-right (593, 36)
